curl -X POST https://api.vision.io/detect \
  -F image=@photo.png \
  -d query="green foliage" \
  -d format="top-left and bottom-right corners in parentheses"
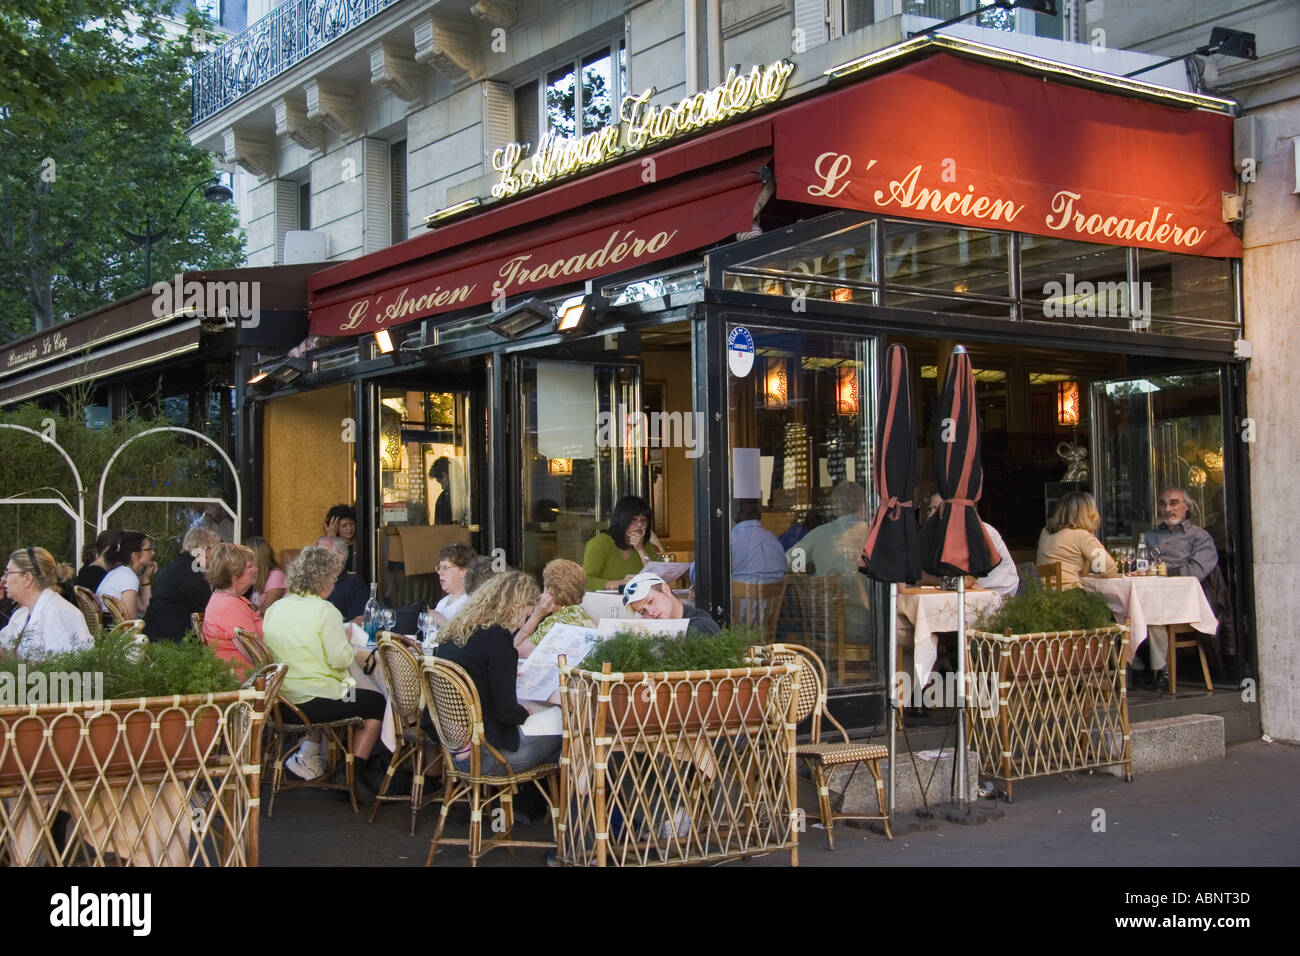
top-left (0, 403), bottom-right (225, 567)
top-left (578, 626), bottom-right (758, 672)
top-left (975, 587), bottom-right (1116, 635)
top-left (0, 1), bottom-right (245, 336)
top-left (0, 625), bottom-right (240, 701)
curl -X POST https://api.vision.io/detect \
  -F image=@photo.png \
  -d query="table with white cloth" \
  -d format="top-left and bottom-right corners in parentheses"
top-left (895, 587), bottom-right (1005, 691)
top-left (1077, 575), bottom-right (1216, 665)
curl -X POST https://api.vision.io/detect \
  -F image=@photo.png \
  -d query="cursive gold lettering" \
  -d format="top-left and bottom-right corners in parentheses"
top-left (874, 165), bottom-right (1022, 223)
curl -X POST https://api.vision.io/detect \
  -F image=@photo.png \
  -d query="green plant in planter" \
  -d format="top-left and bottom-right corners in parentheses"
top-left (0, 626), bottom-right (241, 703)
top-left (975, 587), bottom-right (1116, 635)
top-left (578, 626), bottom-right (760, 672)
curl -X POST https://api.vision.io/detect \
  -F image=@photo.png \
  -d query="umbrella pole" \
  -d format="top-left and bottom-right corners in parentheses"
top-left (888, 581), bottom-right (898, 823)
top-left (956, 575), bottom-right (968, 812)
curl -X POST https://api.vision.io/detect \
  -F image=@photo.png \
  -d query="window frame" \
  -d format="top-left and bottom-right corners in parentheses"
top-left (513, 38), bottom-right (627, 144)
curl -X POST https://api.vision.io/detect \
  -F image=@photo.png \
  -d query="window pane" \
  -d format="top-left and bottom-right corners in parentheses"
top-left (975, 0), bottom-right (1016, 30)
top-left (845, 0), bottom-right (875, 31)
top-left (1020, 234), bottom-right (1131, 330)
top-left (905, 0), bottom-right (961, 17)
top-left (1138, 250), bottom-right (1235, 324)
top-left (581, 49), bottom-right (613, 133)
top-left (515, 80), bottom-right (539, 148)
top-left (884, 220), bottom-right (1010, 298)
top-left (546, 64), bottom-right (577, 137)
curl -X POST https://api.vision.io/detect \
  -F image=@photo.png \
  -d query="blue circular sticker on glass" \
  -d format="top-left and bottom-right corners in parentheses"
top-left (727, 326), bottom-right (755, 377)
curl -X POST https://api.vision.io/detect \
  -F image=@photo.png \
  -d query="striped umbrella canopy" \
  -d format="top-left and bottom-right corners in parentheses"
top-left (860, 344), bottom-right (920, 584)
top-left (920, 345), bottom-right (998, 577)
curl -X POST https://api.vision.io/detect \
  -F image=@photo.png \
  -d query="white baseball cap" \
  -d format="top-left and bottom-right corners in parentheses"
top-left (622, 572), bottom-right (668, 606)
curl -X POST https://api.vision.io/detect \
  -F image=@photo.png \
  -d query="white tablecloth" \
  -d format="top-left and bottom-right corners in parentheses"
top-left (348, 626), bottom-right (408, 753)
top-left (895, 588), bottom-right (1004, 687)
top-left (1078, 575), bottom-right (1217, 661)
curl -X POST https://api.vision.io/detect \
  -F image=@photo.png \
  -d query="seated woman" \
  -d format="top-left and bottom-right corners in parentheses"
top-left (0, 547), bottom-right (93, 658)
top-left (433, 571), bottom-right (560, 775)
top-left (95, 531), bottom-right (156, 619)
top-left (263, 546), bottom-right (385, 782)
top-left (201, 542), bottom-right (262, 669)
top-left (143, 527), bottom-right (220, 643)
top-left (582, 495), bottom-right (660, 591)
top-left (431, 542), bottom-right (476, 627)
top-left (75, 529), bottom-right (121, 593)
top-left (1036, 491), bottom-right (1118, 588)
top-left (323, 504), bottom-right (359, 576)
top-left (512, 559), bottom-right (595, 659)
top-left (247, 536), bottom-right (287, 613)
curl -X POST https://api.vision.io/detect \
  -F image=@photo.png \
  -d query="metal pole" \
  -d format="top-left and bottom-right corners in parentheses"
top-left (888, 580), bottom-right (898, 822)
top-left (956, 574), bottom-right (968, 811)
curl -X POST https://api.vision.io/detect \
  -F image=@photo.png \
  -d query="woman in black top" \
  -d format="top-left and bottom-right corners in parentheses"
top-left (433, 570), bottom-right (559, 775)
top-left (75, 529), bottom-right (121, 592)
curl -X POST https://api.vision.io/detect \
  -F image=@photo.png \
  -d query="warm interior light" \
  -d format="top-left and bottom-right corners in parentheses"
top-left (374, 329), bottom-right (394, 354)
top-left (831, 287), bottom-right (853, 302)
top-left (248, 372), bottom-right (268, 385)
top-left (763, 357), bottom-right (788, 409)
top-left (548, 458), bottom-right (573, 476)
top-left (556, 295), bottom-right (586, 331)
top-left (1057, 380), bottom-right (1080, 426)
top-left (836, 366), bottom-right (859, 415)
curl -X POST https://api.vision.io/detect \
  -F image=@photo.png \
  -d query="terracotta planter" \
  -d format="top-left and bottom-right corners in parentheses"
top-left (605, 672), bottom-right (772, 733)
top-left (971, 627), bottom-right (1127, 680)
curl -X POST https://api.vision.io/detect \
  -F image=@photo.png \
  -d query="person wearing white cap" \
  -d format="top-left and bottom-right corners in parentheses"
top-left (622, 572), bottom-right (719, 636)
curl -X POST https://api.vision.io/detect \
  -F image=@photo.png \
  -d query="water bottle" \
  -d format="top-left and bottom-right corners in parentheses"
top-left (363, 582), bottom-right (379, 643)
top-left (1135, 535), bottom-right (1149, 575)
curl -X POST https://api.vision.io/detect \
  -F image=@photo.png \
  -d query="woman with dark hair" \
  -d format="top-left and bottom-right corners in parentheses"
top-left (76, 529), bottom-right (122, 592)
top-left (323, 504), bottom-right (358, 574)
top-left (581, 495), bottom-right (660, 591)
top-left (95, 531), bottom-right (156, 619)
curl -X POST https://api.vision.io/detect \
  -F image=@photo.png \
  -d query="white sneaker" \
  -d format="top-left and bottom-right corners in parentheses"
top-left (286, 749), bottom-right (327, 781)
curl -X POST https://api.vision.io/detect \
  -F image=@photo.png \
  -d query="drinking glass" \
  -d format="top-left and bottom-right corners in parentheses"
top-left (377, 608), bottom-right (395, 640)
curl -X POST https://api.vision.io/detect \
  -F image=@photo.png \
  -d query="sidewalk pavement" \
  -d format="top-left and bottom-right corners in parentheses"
top-left (258, 739), bottom-right (1300, 867)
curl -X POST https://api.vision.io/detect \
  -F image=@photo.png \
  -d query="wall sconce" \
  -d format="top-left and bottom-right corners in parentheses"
top-left (380, 409), bottom-right (403, 471)
top-left (548, 457), bottom-right (573, 476)
top-left (831, 287), bottom-right (853, 303)
top-left (763, 357), bottom-right (788, 409)
top-left (836, 366), bottom-right (859, 415)
top-left (1057, 380), bottom-right (1080, 426)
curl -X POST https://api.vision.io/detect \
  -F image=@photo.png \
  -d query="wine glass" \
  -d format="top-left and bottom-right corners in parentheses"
top-left (377, 608), bottom-right (395, 641)
top-left (418, 611), bottom-right (438, 652)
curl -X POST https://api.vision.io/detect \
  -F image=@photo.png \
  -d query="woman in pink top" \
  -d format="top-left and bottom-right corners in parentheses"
top-left (202, 543), bottom-right (261, 671)
top-left (247, 536), bottom-right (287, 613)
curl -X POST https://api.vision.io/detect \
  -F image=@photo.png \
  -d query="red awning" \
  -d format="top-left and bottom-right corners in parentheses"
top-left (309, 148), bottom-right (771, 337)
top-left (775, 53), bottom-right (1241, 259)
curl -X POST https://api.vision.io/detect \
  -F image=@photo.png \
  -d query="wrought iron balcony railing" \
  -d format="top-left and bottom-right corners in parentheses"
top-left (191, 0), bottom-right (403, 126)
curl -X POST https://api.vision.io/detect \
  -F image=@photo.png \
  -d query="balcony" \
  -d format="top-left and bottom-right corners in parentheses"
top-left (191, 0), bottom-right (404, 126)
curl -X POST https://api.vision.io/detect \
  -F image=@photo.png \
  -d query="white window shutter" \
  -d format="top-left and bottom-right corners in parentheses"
top-left (793, 0), bottom-right (829, 51)
top-left (482, 81), bottom-right (515, 162)
top-left (363, 139), bottom-right (390, 255)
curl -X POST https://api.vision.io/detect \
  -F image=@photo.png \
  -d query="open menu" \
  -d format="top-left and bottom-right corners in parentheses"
top-left (640, 561), bottom-right (693, 585)
top-left (515, 622), bottom-right (600, 702)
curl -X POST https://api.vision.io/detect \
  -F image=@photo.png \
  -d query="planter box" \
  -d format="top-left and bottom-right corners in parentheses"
top-left (557, 662), bottom-right (802, 867)
top-left (966, 626), bottom-right (1132, 800)
top-left (0, 682), bottom-right (276, 867)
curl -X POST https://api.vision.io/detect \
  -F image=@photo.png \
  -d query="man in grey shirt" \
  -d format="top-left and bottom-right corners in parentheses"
top-left (1144, 487), bottom-right (1218, 687)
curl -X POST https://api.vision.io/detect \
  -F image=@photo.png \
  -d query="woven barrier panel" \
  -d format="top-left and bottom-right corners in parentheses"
top-left (0, 689), bottom-right (267, 866)
top-left (557, 663), bottom-right (802, 867)
top-left (965, 627), bottom-right (1132, 799)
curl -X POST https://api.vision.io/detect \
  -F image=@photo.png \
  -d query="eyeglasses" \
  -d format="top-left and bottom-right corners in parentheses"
top-left (0, 568), bottom-right (24, 579)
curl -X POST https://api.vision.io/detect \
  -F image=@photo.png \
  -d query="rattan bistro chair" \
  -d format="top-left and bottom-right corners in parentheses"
top-left (369, 633), bottom-right (442, 834)
top-left (420, 657), bottom-right (560, 867)
top-left (102, 593), bottom-right (130, 626)
top-left (73, 586), bottom-right (104, 640)
top-left (191, 611), bottom-right (204, 639)
top-left (731, 578), bottom-right (786, 643)
top-left (232, 628), bottom-right (364, 815)
top-left (759, 642), bottom-right (892, 849)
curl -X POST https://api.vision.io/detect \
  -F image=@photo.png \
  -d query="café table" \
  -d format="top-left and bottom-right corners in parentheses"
top-left (895, 586), bottom-right (1004, 691)
top-left (1078, 574), bottom-right (1217, 690)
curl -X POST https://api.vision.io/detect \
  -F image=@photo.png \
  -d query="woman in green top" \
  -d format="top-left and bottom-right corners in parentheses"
top-left (582, 496), bottom-right (660, 591)
top-left (514, 559), bottom-right (596, 657)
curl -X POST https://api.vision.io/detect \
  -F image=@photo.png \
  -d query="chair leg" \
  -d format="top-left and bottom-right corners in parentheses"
top-left (426, 775), bottom-right (456, 866)
top-left (468, 783), bottom-right (483, 868)
top-left (868, 760), bottom-right (893, 841)
top-left (1198, 645), bottom-right (1213, 692)
top-left (345, 730), bottom-right (358, 813)
top-left (409, 746), bottom-right (424, 837)
top-left (1167, 629), bottom-right (1178, 695)
top-left (813, 763), bottom-right (835, 851)
top-left (369, 743), bottom-right (403, 824)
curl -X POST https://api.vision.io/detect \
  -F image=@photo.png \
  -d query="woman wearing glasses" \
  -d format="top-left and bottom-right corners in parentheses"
top-left (95, 531), bottom-right (157, 619)
top-left (0, 547), bottom-right (93, 658)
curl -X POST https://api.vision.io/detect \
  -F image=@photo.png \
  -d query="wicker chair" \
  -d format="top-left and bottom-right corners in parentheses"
top-left (731, 578), bottom-right (786, 643)
top-left (102, 594), bottom-right (130, 626)
top-left (420, 657), bottom-right (560, 866)
top-left (232, 628), bottom-right (364, 815)
top-left (1036, 562), bottom-right (1063, 592)
top-left (73, 586), bottom-right (104, 640)
top-left (759, 642), bottom-right (892, 849)
top-left (369, 633), bottom-right (441, 834)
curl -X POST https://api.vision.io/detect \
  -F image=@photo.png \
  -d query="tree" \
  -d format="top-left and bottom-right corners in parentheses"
top-left (0, 1), bottom-right (245, 338)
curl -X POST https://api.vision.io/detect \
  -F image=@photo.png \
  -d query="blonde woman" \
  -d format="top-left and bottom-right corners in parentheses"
top-left (246, 536), bottom-right (287, 613)
top-left (511, 559), bottom-right (595, 659)
top-left (0, 547), bottom-right (91, 658)
top-left (433, 570), bottom-right (560, 775)
top-left (202, 542), bottom-right (261, 668)
top-left (1036, 491), bottom-right (1118, 588)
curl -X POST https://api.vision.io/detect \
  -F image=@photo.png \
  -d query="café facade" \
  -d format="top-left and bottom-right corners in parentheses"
top-left (247, 36), bottom-right (1253, 728)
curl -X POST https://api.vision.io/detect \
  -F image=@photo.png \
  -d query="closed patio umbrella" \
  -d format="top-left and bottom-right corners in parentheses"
top-left (859, 343), bottom-right (920, 821)
top-left (920, 345), bottom-right (1000, 810)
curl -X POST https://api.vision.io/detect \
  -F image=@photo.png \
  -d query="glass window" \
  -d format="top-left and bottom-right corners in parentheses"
top-left (581, 49), bottom-right (613, 133)
top-left (518, 41), bottom-right (625, 143)
top-left (727, 324), bottom-right (878, 690)
top-left (1138, 250), bottom-right (1235, 324)
top-left (378, 388), bottom-right (472, 530)
top-left (545, 63), bottom-right (577, 138)
top-left (884, 220), bottom-right (1010, 297)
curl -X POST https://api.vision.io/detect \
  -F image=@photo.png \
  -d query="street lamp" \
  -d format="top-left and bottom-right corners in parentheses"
top-left (122, 175), bottom-right (234, 287)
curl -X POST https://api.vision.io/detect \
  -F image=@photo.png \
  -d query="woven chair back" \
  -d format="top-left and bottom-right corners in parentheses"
top-left (762, 642), bottom-right (825, 729)
top-left (73, 586), bottom-right (103, 637)
top-left (376, 634), bottom-right (424, 723)
top-left (102, 594), bottom-right (129, 625)
top-left (233, 627), bottom-right (274, 669)
top-left (421, 658), bottom-right (478, 753)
